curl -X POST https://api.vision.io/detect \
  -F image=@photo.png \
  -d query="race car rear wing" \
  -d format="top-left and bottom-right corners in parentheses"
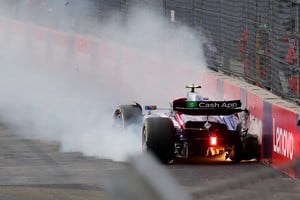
top-left (173, 99), bottom-right (245, 115)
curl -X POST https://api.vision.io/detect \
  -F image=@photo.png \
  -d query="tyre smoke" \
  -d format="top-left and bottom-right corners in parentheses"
top-left (0, 2), bottom-right (208, 161)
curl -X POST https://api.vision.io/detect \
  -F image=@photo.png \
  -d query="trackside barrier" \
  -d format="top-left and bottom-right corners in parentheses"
top-left (215, 72), bottom-right (300, 178)
top-left (1, 16), bottom-right (300, 179)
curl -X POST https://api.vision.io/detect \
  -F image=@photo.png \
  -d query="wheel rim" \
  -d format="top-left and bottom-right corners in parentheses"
top-left (114, 110), bottom-right (125, 130)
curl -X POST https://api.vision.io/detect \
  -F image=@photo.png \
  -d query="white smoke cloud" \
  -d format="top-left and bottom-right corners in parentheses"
top-left (0, 2), bottom-right (208, 161)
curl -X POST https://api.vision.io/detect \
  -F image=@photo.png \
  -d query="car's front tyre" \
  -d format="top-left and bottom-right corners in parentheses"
top-left (113, 104), bottom-right (142, 130)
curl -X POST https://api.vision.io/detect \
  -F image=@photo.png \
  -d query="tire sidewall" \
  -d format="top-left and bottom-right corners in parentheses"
top-left (143, 117), bottom-right (175, 164)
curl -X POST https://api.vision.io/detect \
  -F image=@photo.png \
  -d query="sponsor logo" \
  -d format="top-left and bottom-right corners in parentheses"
top-left (186, 101), bottom-right (197, 108)
top-left (198, 102), bottom-right (239, 109)
top-left (273, 119), bottom-right (294, 160)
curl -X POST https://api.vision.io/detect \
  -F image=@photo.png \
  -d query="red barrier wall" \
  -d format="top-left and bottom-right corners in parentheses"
top-left (272, 105), bottom-right (298, 163)
top-left (225, 83), bottom-right (300, 178)
top-left (247, 92), bottom-right (264, 156)
top-left (32, 26), bottom-right (48, 59)
top-left (271, 104), bottom-right (300, 177)
top-left (199, 73), bottom-right (218, 99)
top-left (222, 79), bottom-right (241, 100)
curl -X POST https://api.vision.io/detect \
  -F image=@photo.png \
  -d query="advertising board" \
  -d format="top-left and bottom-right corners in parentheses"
top-left (272, 104), bottom-right (300, 177)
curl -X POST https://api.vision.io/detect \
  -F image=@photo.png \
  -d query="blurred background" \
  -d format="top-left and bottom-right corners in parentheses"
top-left (0, 0), bottom-right (299, 104)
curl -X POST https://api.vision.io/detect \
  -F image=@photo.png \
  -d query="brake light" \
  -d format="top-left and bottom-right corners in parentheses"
top-left (210, 136), bottom-right (217, 146)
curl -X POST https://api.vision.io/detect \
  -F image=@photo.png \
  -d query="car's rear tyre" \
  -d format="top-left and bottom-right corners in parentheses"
top-left (229, 137), bottom-right (243, 163)
top-left (230, 134), bottom-right (261, 162)
top-left (113, 104), bottom-right (142, 129)
top-left (243, 134), bottom-right (261, 161)
top-left (143, 117), bottom-right (175, 164)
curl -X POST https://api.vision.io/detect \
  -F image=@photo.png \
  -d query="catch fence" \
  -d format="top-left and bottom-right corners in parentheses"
top-left (0, 0), bottom-right (299, 103)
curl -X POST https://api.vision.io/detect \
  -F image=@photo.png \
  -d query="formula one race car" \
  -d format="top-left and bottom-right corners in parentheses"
top-left (113, 84), bottom-right (261, 164)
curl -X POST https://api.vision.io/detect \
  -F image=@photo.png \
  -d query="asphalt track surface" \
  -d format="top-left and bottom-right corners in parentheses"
top-left (0, 123), bottom-right (300, 200)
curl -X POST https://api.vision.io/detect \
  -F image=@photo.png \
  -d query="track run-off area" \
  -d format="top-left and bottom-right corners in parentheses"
top-left (0, 123), bottom-right (300, 200)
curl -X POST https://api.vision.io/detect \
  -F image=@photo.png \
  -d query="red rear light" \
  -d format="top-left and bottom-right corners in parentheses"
top-left (210, 136), bottom-right (217, 146)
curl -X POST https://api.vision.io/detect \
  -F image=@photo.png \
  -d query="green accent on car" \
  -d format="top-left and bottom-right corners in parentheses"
top-left (186, 101), bottom-right (197, 108)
